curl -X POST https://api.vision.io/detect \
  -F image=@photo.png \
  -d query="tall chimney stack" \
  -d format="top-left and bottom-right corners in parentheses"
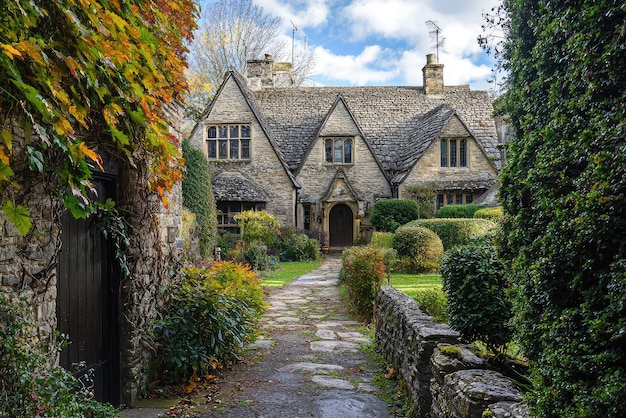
top-left (422, 54), bottom-right (444, 94)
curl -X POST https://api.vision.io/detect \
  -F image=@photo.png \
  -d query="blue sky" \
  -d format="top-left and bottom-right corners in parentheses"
top-left (254, 0), bottom-right (501, 91)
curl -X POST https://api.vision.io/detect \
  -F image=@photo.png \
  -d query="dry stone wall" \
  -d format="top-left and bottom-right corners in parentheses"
top-left (375, 286), bottom-right (529, 418)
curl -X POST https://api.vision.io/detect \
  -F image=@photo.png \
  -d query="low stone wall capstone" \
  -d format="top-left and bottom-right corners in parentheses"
top-left (375, 286), bottom-right (529, 418)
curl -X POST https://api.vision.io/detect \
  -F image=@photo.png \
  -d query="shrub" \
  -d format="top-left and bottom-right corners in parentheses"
top-left (234, 210), bottom-right (280, 248)
top-left (182, 139), bottom-right (217, 259)
top-left (369, 199), bottom-right (420, 232)
top-left (151, 262), bottom-right (266, 382)
top-left (435, 204), bottom-right (486, 218)
top-left (392, 226), bottom-right (444, 273)
top-left (279, 232), bottom-right (320, 261)
top-left (473, 207), bottom-right (503, 222)
top-left (370, 231), bottom-right (394, 249)
top-left (243, 242), bottom-right (277, 271)
top-left (413, 289), bottom-right (448, 323)
top-left (441, 241), bottom-right (511, 356)
top-left (405, 183), bottom-right (439, 218)
top-left (341, 245), bottom-right (387, 321)
top-left (180, 208), bottom-right (197, 257)
top-left (406, 218), bottom-right (496, 250)
top-left (0, 293), bottom-right (117, 417)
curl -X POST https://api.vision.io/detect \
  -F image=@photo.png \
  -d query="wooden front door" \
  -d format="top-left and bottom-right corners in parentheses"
top-left (57, 175), bottom-right (120, 405)
top-left (329, 204), bottom-right (353, 247)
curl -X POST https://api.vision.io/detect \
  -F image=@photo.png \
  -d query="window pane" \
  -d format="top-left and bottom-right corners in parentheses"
top-left (229, 125), bottom-right (239, 138)
top-left (436, 194), bottom-right (444, 210)
top-left (241, 125), bottom-right (250, 138)
top-left (207, 140), bottom-right (216, 159)
top-left (207, 126), bottom-right (216, 138)
top-left (440, 140), bottom-right (448, 167)
top-left (229, 139), bottom-right (239, 159)
top-left (325, 139), bottom-right (332, 162)
top-left (218, 139), bottom-right (227, 159)
top-left (344, 139), bottom-right (352, 164)
top-left (218, 126), bottom-right (227, 138)
top-left (241, 139), bottom-right (250, 159)
top-left (456, 194), bottom-right (463, 204)
top-left (466, 194), bottom-right (473, 204)
top-left (334, 140), bottom-right (343, 163)
top-left (450, 139), bottom-right (457, 167)
top-left (460, 139), bottom-right (467, 167)
top-left (446, 194), bottom-right (453, 205)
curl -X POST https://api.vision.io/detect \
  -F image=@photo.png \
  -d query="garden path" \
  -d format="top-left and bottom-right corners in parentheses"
top-left (122, 254), bottom-right (390, 417)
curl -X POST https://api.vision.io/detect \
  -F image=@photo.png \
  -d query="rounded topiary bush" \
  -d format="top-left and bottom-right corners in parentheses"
top-left (435, 204), bottom-right (486, 218)
top-left (392, 225), bottom-right (443, 273)
top-left (473, 207), bottom-right (503, 222)
top-left (406, 218), bottom-right (496, 250)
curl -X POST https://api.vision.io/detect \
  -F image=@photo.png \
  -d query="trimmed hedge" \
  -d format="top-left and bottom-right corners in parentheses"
top-left (435, 204), bottom-right (486, 218)
top-left (392, 225), bottom-right (443, 273)
top-left (369, 199), bottom-right (419, 232)
top-left (473, 206), bottom-right (503, 222)
top-left (406, 218), bottom-right (496, 250)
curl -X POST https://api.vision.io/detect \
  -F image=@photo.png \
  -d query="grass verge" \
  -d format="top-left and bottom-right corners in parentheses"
top-left (259, 259), bottom-right (322, 288)
top-left (388, 273), bottom-right (442, 298)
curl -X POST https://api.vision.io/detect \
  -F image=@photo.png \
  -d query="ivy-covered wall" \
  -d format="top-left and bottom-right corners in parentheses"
top-left (0, 126), bottom-right (183, 406)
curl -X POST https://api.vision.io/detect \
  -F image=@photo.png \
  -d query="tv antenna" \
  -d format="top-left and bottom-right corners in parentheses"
top-left (425, 20), bottom-right (445, 63)
top-left (290, 20), bottom-right (298, 64)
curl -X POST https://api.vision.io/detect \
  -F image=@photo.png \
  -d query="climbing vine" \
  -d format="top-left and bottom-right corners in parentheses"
top-left (0, 0), bottom-right (198, 233)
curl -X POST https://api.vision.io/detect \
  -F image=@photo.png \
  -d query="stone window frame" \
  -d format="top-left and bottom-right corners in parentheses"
top-left (324, 137), bottom-right (354, 165)
top-left (440, 138), bottom-right (468, 168)
top-left (216, 201), bottom-right (265, 229)
top-left (436, 192), bottom-right (474, 209)
top-left (206, 124), bottom-right (251, 161)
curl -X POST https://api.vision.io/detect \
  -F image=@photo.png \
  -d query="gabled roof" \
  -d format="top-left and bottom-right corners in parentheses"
top-left (296, 94), bottom-right (388, 179)
top-left (212, 171), bottom-right (269, 202)
top-left (251, 85), bottom-right (500, 175)
top-left (190, 71), bottom-right (300, 189)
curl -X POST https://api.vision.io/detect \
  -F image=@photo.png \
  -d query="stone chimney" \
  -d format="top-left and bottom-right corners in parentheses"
top-left (247, 54), bottom-right (275, 90)
top-left (247, 54), bottom-right (294, 90)
top-left (422, 53), bottom-right (444, 94)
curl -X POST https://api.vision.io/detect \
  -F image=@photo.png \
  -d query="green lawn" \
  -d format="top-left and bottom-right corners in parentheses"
top-left (259, 259), bottom-right (322, 288)
top-left (388, 273), bottom-right (442, 298)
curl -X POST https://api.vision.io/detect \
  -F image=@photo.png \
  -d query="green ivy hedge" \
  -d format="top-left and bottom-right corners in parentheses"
top-left (498, 1), bottom-right (626, 415)
top-left (405, 218), bottom-right (496, 250)
top-left (182, 139), bottom-right (217, 260)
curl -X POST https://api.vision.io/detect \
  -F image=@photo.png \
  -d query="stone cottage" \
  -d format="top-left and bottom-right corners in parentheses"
top-left (189, 54), bottom-right (499, 248)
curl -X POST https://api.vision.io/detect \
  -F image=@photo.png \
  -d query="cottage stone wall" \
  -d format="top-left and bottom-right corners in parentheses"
top-left (188, 78), bottom-right (297, 226)
top-left (375, 286), bottom-right (529, 418)
top-left (296, 100), bottom-right (391, 216)
top-left (398, 115), bottom-right (498, 200)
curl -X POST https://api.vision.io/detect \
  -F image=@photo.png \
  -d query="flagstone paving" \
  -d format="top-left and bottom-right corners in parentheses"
top-left (122, 255), bottom-right (390, 418)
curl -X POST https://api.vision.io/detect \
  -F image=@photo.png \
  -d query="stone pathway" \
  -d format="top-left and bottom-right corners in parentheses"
top-left (200, 255), bottom-right (390, 417)
top-left (121, 255), bottom-right (390, 418)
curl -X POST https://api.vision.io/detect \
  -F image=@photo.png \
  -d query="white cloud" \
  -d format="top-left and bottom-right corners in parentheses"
top-left (312, 45), bottom-right (399, 85)
top-left (254, 0), bottom-right (501, 90)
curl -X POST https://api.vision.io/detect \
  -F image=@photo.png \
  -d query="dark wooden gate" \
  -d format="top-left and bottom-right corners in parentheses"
top-left (329, 203), bottom-right (353, 247)
top-left (57, 174), bottom-right (120, 405)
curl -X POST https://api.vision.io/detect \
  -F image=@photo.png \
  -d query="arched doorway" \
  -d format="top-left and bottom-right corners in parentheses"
top-left (329, 204), bottom-right (353, 247)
